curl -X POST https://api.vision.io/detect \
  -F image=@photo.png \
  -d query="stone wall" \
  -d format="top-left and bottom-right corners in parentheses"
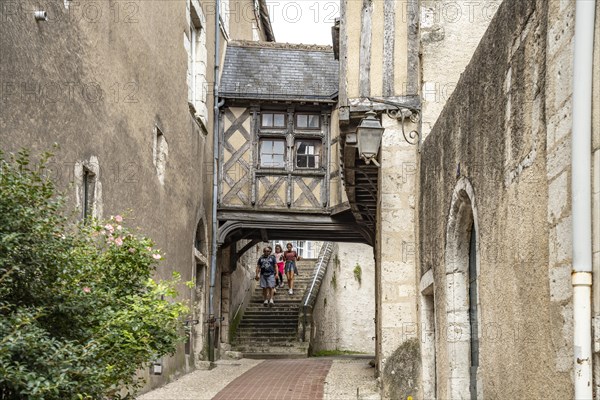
top-left (311, 243), bottom-right (376, 354)
top-left (419, 0), bottom-right (576, 397)
top-left (0, 0), bottom-right (249, 392)
top-left (420, 0), bottom-right (502, 137)
top-left (376, 114), bottom-right (419, 399)
top-left (225, 241), bottom-right (261, 343)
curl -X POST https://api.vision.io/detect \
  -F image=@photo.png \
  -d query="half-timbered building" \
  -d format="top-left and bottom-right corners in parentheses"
top-left (217, 41), bottom-right (369, 249)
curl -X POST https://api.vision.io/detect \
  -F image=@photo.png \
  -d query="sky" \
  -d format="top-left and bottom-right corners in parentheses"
top-left (266, 0), bottom-right (340, 45)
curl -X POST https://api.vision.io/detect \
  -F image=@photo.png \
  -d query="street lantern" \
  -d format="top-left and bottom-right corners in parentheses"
top-left (356, 110), bottom-right (385, 166)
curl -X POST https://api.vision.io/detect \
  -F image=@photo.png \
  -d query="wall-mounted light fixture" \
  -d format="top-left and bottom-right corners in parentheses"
top-left (356, 110), bottom-right (385, 166)
top-left (368, 97), bottom-right (421, 149)
top-left (34, 10), bottom-right (48, 21)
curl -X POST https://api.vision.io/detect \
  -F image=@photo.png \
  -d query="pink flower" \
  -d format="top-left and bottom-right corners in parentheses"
top-left (115, 237), bottom-right (123, 246)
top-left (83, 287), bottom-right (91, 293)
top-left (104, 224), bottom-right (114, 233)
top-left (152, 253), bottom-right (162, 260)
top-left (107, 236), bottom-right (114, 242)
top-left (116, 225), bottom-right (123, 231)
top-left (114, 215), bottom-right (123, 223)
top-left (128, 248), bottom-right (136, 253)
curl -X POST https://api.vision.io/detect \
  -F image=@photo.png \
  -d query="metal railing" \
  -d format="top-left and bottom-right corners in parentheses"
top-left (301, 241), bottom-right (333, 341)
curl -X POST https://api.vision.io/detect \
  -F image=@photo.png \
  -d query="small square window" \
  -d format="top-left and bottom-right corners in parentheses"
top-left (296, 114), bottom-right (320, 129)
top-left (296, 140), bottom-right (321, 168)
top-left (261, 112), bottom-right (286, 128)
top-left (260, 139), bottom-right (286, 168)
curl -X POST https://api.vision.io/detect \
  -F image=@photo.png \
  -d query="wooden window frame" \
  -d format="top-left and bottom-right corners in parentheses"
top-left (260, 112), bottom-right (287, 129)
top-left (259, 138), bottom-right (286, 169)
top-left (295, 139), bottom-right (321, 169)
top-left (295, 113), bottom-right (321, 130)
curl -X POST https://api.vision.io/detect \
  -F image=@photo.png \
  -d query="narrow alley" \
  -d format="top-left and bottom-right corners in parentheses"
top-left (3, 0), bottom-right (599, 398)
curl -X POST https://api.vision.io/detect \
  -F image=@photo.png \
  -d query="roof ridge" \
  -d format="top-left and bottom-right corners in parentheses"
top-left (228, 40), bottom-right (333, 52)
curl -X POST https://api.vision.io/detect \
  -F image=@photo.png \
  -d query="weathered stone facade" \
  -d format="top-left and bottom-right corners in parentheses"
top-left (418, 0), bottom-right (599, 397)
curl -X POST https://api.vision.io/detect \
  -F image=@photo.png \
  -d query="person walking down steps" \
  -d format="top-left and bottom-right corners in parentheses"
top-left (274, 244), bottom-right (285, 289)
top-left (256, 246), bottom-right (277, 307)
top-left (284, 242), bottom-right (301, 295)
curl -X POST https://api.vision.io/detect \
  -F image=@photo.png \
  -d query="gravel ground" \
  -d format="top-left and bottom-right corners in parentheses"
top-left (137, 357), bottom-right (380, 400)
top-left (323, 358), bottom-right (381, 400)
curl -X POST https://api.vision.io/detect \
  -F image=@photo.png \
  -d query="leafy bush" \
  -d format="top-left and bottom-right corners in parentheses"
top-left (0, 150), bottom-right (189, 399)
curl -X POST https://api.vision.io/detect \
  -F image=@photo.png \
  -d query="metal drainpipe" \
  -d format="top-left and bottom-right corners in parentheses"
top-left (571, 0), bottom-right (596, 397)
top-left (208, 0), bottom-right (224, 363)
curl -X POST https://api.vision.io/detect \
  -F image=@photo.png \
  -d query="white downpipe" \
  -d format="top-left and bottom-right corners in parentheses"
top-left (571, 0), bottom-right (596, 398)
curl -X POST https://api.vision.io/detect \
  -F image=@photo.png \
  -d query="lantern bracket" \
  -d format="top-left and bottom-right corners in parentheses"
top-left (367, 97), bottom-right (421, 149)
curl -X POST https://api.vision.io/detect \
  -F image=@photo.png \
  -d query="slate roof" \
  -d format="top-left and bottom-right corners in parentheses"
top-left (220, 41), bottom-right (339, 102)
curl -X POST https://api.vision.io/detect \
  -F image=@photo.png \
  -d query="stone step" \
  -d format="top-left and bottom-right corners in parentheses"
top-left (243, 310), bottom-right (298, 315)
top-left (233, 257), bottom-right (319, 358)
top-left (233, 344), bottom-right (309, 359)
top-left (233, 340), bottom-right (306, 347)
top-left (236, 325), bottom-right (296, 331)
top-left (243, 310), bottom-right (299, 316)
top-left (236, 327), bottom-right (297, 333)
top-left (245, 304), bottom-right (300, 309)
top-left (236, 340), bottom-right (299, 346)
top-left (251, 291), bottom-right (307, 296)
top-left (237, 327), bottom-right (297, 334)
top-left (236, 326), bottom-right (297, 332)
top-left (241, 315), bottom-right (297, 320)
top-left (248, 300), bottom-right (303, 305)
top-left (239, 318), bottom-right (297, 324)
top-left (240, 321), bottom-right (295, 326)
top-left (247, 304), bottom-right (302, 309)
top-left (236, 336), bottom-right (298, 342)
top-left (236, 326), bottom-right (298, 341)
top-left (251, 295), bottom-right (305, 300)
top-left (252, 293), bottom-right (307, 299)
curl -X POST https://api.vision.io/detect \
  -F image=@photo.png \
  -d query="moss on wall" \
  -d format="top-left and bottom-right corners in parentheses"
top-left (382, 338), bottom-right (420, 400)
top-left (353, 263), bottom-right (362, 285)
top-left (228, 308), bottom-right (244, 343)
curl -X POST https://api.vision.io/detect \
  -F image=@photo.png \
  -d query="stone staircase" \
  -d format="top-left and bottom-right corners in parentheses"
top-left (231, 260), bottom-right (316, 359)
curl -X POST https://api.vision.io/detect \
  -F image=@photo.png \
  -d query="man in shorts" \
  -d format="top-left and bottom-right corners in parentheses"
top-left (255, 246), bottom-right (277, 307)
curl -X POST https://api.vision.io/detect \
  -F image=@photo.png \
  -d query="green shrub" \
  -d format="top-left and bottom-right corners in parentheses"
top-left (0, 150), bottom-right (188, 399)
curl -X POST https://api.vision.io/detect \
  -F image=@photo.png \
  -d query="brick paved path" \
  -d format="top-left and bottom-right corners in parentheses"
top-left (212, 359), bottom-right (333, 400)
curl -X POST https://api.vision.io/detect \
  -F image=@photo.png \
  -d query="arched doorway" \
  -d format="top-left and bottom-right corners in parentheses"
top-left (444, 178), bottom-right (480, 399)
top-left (190, 217), bottom-right (208, 362)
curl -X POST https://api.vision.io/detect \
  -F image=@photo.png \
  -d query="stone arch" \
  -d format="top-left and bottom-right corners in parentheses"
top-left (444, 177), bottom-right (481, 399)
top-left (189, 209), bottom-right (209, 361)
top-left (194, 207), bottom-right (209, 256)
